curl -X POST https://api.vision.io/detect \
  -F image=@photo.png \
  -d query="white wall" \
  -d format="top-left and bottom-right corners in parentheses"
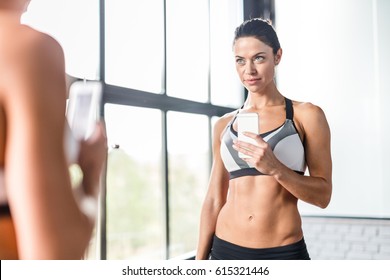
top-left (275, 0), bottom-right (390, 217)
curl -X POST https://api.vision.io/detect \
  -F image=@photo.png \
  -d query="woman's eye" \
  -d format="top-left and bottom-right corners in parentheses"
top-left (236, 58), bottom-right (245, 65)
top-left (254, 56), bottom-right (264, 63)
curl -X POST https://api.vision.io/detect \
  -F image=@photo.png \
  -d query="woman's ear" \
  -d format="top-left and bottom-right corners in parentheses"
top-left (274, 48), bottom-right (283, 65)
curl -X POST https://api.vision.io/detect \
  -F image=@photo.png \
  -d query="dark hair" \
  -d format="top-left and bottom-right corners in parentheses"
top-left (233, 18), bottom-right (281, 54)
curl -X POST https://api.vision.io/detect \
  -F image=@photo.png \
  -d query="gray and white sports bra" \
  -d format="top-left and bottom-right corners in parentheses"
top-left (220, 98), bottom-right (306, 180)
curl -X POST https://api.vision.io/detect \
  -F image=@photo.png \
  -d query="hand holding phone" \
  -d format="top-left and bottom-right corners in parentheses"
top-left (237, 112), bottom-right (259, 159)
top-left (66, 81), bottom-right (102, 140)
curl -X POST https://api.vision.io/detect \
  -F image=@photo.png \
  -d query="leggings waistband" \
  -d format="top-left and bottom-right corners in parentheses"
top-left (210, 235), bottom-right (310, 260)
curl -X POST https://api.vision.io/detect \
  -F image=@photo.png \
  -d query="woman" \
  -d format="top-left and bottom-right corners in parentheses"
top-left (0, 0), bottom-right (107, 259)
top-left (196, 18), bottom-right (332, 260)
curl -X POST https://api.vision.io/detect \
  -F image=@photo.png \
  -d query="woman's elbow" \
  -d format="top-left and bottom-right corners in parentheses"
top-left (318, 182), bottom-right (332, 209)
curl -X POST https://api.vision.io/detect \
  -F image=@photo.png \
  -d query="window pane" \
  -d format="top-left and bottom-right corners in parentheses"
top-left (22, 0), bottom-right (99, 79)
top-left (166, 0), bottom-right (209, 102)
top-left (210, 0), bottom-right (244, 107)
top-left (167, 112), bottom-right (210, 258)
top-left (105, 0), bottom-right (164, 93)
top-left (105, 105), bottom-right (164, 259)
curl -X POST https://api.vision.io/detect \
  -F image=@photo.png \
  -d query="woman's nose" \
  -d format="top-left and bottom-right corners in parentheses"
top-left (245, 62), bottom-right (256, 74)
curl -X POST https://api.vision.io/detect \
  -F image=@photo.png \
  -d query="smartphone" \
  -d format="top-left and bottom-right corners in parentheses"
top-left (66, 81), bottom-right (102, 140)
top-left (237, 112), bottom-right (259, 159)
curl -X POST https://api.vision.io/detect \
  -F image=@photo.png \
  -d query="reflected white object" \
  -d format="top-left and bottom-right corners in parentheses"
top-left (64, 122), bottom-right (80, 165)
top-left (66, 81), bottom-right (102, 141)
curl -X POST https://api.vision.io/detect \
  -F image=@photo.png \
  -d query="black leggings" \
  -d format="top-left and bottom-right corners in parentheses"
top-left (210, 235), bottom-right (310, 260)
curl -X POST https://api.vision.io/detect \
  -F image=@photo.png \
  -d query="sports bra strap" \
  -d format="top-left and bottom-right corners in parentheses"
top-left (229, 105), bottom-right (244, 125)
top-left (233, 98), bottom-right (293, 122)
top-left (285, 98), bottom-right (293, 120)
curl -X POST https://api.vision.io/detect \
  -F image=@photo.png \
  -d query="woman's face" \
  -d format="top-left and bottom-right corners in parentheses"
top-left (3, 0), bottom-right (31, 13)
top-left (233, 36), bottom-right (281, 94)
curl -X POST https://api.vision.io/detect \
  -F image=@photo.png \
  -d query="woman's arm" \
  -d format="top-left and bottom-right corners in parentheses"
top-left (4, 29), bottom-right (106, 259)
top-left (233, 102), bottom-right (332, 208)
top-left (196, 117), bottom-right (230, 260)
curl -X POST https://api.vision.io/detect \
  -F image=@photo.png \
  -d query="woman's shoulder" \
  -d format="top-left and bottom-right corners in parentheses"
top-left (20, 25), bottom-right (64, 58)
top-left (292, 100), bottom-right (327, 120)
top-left (212, 110), bottom-right (239, 138)
top-left (291, 99), bottom-right (329, 134)
top-left (215, 110), bottom-right (238, 129)
top-left (3, 25), bottom-right (64, 78)
top-left (0, 24), bottom-right (63, 67)
top-left (0, 24), bottom-right (66, 105)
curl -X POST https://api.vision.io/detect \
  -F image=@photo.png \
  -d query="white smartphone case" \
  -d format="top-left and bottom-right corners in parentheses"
top-left (237, 112), bottom-right (259, 158)
top-left (66, 81), bottom-right (102, 140)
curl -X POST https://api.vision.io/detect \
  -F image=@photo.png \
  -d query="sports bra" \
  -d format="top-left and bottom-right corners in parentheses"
top-left (220, 98), bottom-right (306, 180)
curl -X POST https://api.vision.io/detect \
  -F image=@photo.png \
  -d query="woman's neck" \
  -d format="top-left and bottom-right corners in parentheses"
top-left (244, 86), bottom-right (284, 110)
top-left (0, 10), bottom-right (22, 24)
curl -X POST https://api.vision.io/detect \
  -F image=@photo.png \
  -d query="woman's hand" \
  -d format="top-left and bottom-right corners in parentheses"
top-left (232, 132), bottom-right (281, 175)
top-left (77, 121), bottom-right (107, 197)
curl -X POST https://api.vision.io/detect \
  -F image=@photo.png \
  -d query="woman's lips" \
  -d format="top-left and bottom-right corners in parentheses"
top-left (245, 78), bottom-right (261, 85)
